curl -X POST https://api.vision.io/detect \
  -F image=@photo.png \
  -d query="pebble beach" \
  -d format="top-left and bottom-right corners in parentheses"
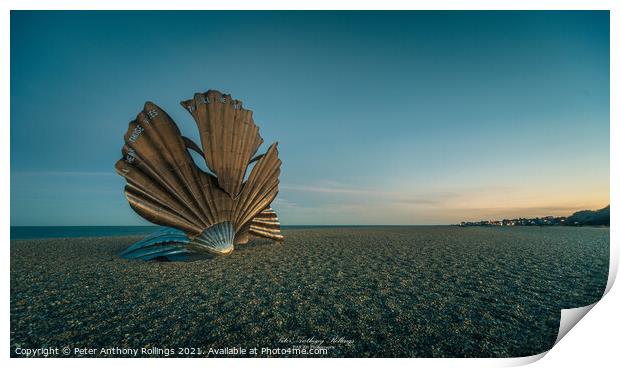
top-left (10, 226), bottom-right (609, 358)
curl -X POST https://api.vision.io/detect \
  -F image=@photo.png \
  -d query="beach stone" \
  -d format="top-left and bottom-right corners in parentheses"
top-left (10, 226), bottom-right (609, 358)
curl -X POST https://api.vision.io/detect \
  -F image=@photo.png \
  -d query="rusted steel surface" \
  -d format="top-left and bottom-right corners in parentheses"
top-left (115, 90), bottom-right (283, 258)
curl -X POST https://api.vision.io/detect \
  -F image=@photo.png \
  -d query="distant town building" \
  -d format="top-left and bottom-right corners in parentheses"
top-left (459, 216), bottom-right (567, 227)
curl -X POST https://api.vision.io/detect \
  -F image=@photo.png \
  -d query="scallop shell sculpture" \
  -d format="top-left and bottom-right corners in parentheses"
top-left (115, 90), bottom-right (283, 260)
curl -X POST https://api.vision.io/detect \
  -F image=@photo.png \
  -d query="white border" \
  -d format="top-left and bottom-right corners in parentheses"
top-left (2, 2), bottom-right (616, 368)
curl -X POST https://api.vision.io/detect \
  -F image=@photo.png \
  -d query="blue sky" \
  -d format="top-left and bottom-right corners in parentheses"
top-left (11, 11), bottom-right (609, 225)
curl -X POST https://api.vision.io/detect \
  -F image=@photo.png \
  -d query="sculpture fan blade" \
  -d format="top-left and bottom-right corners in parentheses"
top-left (249, 207), bottom-right (284, 241)
top-left (233, 143), bottom-right (281, 229)
top-left (115, 160), bottom-right (204, 235)
top-left (181, 90), bottom-right (263, 198)
top-left (116, 102), bottom-right (219, 235)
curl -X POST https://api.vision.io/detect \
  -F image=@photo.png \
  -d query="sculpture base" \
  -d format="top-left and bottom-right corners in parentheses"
top-left (121, 222), bottom-right (235, 261)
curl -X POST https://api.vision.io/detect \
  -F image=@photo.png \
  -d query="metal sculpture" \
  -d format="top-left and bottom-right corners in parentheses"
top-left (115, 90), bottom-right (283, 260)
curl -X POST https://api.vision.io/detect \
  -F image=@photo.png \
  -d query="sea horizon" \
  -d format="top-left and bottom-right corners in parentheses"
top-left (9, 225), bottom-right (454, 240)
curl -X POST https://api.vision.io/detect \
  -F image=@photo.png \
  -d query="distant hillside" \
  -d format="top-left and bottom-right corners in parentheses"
top-left (565, 205), bottom-right (610, 226)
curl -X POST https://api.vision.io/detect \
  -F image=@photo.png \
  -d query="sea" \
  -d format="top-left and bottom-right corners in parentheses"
top-left (10, 226), bottom-right (160, 240)
top-left (9, 225), bottom-right (346, 240)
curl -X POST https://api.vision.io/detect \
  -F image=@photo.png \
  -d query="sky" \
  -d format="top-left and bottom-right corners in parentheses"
top-left (10, 11), bottom-right (609, 226)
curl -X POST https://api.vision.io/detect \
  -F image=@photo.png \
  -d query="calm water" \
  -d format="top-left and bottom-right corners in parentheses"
top-left (9, 225), bottom-right (356, 240)
top-left (10, 226), bottom-right (160, 240)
